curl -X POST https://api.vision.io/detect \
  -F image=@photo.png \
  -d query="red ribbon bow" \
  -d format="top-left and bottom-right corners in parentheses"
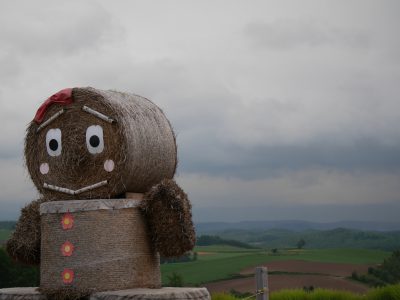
top-left (34, 88), bottom-right (73, 124)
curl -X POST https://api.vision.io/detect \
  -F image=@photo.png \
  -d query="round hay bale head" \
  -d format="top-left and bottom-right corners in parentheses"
top-left (25, 87), bottom-right (177, 200)
top-left (39, 198), bottom-right (161, 293)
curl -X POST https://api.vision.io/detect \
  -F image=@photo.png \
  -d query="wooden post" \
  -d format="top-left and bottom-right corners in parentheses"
top-left (255, 267), bottom-right (268, 300)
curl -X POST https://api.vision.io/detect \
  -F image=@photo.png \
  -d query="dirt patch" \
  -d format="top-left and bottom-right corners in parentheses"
top-left (197, 252), bottom-right (215, 256)
top-left (205, 274), bottom-right (370, 294)
top-left (206, 260), bottom-right (373, 294)
top-left (240, 260), bottom-right (373, 277)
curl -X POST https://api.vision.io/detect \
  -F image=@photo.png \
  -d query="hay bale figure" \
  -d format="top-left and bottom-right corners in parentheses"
top-left (6, 87), bottom-right (196, 299)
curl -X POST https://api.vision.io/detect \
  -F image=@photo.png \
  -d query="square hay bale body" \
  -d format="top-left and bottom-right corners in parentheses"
top-left (39, 198), bottom-right (161, 293)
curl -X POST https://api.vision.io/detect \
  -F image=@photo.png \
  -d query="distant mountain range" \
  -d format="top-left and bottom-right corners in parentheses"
top-left (196, 221), bottom-right (400, 250)
top-left (196, 220), bottom-right (400, 233)
top-left (4, 219), bottom-right (400, 233)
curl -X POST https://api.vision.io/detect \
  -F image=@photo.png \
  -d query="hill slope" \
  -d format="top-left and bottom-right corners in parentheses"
top-left (214, 228), bottom-right (400, 251)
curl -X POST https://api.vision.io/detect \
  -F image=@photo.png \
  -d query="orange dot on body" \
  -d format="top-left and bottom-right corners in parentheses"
top-left (61, 268), bottom-right (74, 284)
top-left (61, 241), bottom-right (74, 256)
top-left (61, 213), bottom-right (74, 230)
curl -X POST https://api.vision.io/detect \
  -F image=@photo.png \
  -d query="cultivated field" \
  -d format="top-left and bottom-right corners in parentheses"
top-left (206, 260), bottom-right (372, 294)
top-left (161, 246), bottom-right (390, 294)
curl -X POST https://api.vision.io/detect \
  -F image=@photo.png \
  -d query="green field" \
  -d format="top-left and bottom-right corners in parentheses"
top-left (161, 246), bottom-right (391, 286)
top-left (0, 229), bottom-right (11, 241)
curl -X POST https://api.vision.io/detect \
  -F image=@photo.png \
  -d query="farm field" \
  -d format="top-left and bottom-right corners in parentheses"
top-left (0, 229), bottom-right (11, 241)
top-left (161, 246), bottom-right (390, 294)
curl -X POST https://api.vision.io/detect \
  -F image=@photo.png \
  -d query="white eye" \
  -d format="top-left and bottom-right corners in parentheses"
top-left (46, 128), bottom-right (62, 157)
top-left (86, 125), bottom-right (104, 154)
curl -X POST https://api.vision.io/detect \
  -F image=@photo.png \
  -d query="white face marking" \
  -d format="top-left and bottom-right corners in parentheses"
top-left (40, 162), bottom-right (49, 174)
top-left (46, 128), bottom-right (62, 156)
top-left (86, 125), bottom-right (104, 154)
top-left (36, 109), bottom-right (65, 133)
top-left (82, 106), bottom-right (115, 123)
top-left (104, 159), bottom-right (115, 172)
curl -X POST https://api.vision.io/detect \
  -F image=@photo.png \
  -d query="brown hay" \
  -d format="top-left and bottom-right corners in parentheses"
top-left (16, 87), bottom-right (194, 297)
top-left (25, 87), bottom-right (177, 201)
top-left (141, 179), bottom-right (196, 257)
top-left (6, 199), bottom-right (43, 265)
top-left (40, 200), bottom-right (161, 293)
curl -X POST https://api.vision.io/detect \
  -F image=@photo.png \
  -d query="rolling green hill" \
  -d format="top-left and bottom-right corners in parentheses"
top-left (213, 228), bottom-right (400, 251)
top-left (197, 235), bottom-right (259, 249)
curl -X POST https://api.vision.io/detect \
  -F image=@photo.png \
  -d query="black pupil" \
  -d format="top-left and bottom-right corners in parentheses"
top-left (49, 139), bottom-right (58, 151)
top-left (89, 135), bottom-right (100, 147)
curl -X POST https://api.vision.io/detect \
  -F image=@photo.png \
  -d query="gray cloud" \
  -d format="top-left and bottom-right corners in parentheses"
top-left (0, 2), bottom-right (119, 56)
top-left (244, 19), bottom-right (370, 50)
top-left (179, 138), bottom-right (400, 179)
top-left (178, 169), bottom-right (400, 208)
top-left (0, 0), bottom-right (399, 222)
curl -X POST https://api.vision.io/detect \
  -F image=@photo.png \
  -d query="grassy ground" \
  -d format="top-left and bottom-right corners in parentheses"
top-left (287, 249), bottom-right (390, 265)
top-left (161, 246), bottom-right (390, 286)
top-left (213, 284), bottom-right (400, 300)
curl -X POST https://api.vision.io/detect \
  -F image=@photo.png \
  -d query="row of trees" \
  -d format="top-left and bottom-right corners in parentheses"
top-left (352, 250), bottom-right (400, 286)
top-left (197, 235), bottom-right (258, 249)
top-left (161, 251), bottom-right (198, 264)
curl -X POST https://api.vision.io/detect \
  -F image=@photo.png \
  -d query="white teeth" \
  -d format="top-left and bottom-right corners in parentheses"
top-left (43, 180), bottom-right (108, 195)
top-left (43, 183), bottom-right (74, 195)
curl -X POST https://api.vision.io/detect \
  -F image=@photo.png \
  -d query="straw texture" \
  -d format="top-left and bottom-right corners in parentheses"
top-left (141, 179), bottom-right (196, 257)
top-left (40, 200), bottom-right (160, 299)
top-left (7, 87), bottom-right (199, 299)
top-left (6, 199), bottom-right (43, 265)
top-left (25, 87), bottom-right (177, 200)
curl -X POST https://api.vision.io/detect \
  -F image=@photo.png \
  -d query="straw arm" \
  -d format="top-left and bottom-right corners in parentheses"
top-left (142, 179), bottom-right (196, 258)
top-left (6, 199), bottom-right (43, 265)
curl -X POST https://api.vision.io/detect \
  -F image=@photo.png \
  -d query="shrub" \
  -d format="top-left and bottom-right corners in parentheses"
top-left (166, 272), bottom-right (183, 287)
top-left (0, 247), bottom-right (39, 288)
top-left (365, 284), bottom-right (400, 300)
top-left (353, 250), bottom-right (400, 287)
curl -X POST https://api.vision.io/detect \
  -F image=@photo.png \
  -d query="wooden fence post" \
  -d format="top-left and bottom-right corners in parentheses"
top-left (255, 267), bottom-right (268, 300)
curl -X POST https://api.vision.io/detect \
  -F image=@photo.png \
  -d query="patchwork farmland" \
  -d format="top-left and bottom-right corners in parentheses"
top-left (161, 246), bottom-right (390, 294)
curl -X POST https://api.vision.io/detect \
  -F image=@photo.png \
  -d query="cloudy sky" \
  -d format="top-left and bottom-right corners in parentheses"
top-left (0, 1), bottom-right (399, 222)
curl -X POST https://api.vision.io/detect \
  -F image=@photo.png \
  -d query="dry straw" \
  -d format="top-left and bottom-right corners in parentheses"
top-left (40, 199), bottom-right (161, 298)
top-left (142, 179), bottom-right (196, 257)
top-left (7, 87), bottom-right (196, 298)
top-left (25, 87), bottom-right (177, 201)
top-left (6, 199), bottom-right (43, 265)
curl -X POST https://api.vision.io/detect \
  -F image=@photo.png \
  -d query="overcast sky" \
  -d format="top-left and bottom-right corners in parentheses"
top-left (0, 1), bottom-right (399, 222)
